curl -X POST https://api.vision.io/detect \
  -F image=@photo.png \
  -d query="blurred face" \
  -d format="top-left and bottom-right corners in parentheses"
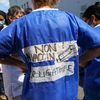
top-left (9, 12), bottom-right (24, 23)
top-left (13, 12), bottom-right (24, 20)
top-left (83, 15), bottom-right (97, 27)
top-left (0, 15), bottom-right (5, 27)
top-left (83, 17), bottom-right (89, 23)
top-left (83, 17), bottom-right (92, 26)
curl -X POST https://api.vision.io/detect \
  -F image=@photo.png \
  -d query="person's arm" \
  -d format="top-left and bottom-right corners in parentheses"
top-left (0, 56), bottom-right (27, 72)
top-left (0, 18), bottom-right (27, 72)
top-left (72, 15), bottom-right (100, 67)
top-left (79, 47), bottom-right (100, 68)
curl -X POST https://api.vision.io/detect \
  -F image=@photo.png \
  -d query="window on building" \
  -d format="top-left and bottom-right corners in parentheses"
top-left (26, 2), bottom-right (29, 8)
top-left (80, 12), bottom-right (84, 18)
top-left (22, 5), bottom-right (23, 8)
top-left (24, 3), bottom-right (26, 8)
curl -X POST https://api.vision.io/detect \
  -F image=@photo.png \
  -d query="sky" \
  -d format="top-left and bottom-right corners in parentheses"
top-left (0, 0), bottom-right (9, 12)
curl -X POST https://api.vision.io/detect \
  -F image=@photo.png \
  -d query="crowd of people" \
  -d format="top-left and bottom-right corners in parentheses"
top-left (0, 0), bottom-right (100, 100)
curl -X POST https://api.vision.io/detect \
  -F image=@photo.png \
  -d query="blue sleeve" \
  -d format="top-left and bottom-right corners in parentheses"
top-left (0, 20), bottom-right (21, 58)
top-left (75, 16), bottom-right (100, 49)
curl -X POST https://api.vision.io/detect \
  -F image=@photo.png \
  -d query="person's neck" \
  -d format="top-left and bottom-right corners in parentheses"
top-left (34, 6), bottom-right (51, 10)
top-left (96, 20), bottom-right (100, 25)
top-left (94, 20), bottom-right (100, 27)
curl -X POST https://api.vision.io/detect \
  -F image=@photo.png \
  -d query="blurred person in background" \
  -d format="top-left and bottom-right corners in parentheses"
top-left (7, 5), bottom-right (25, 25)
top-left (95, 1), bottom-right (100, 6)
top-left (0, 10), bottom-right (8, 100)
top-left (1, 6), bottom-right (25, 100)
top-left (0, 10), bottom-right (8, 30)
top-left (80, 2), bottom-right (100, 100)
top-left (24, 8), bottom-right (32, 15)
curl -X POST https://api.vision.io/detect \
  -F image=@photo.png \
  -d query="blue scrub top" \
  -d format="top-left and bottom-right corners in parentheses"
top-left (0, 8), bottom-right (100, 100)
top-left (84, 25), bottom-right (100, 100)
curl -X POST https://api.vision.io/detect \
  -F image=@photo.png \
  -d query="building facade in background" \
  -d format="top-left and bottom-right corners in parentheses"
top-left (9, 0), bottom-right (32, 9)
top-left (9, 0), bottom-right (99, 16)
top-left (58, 0), bottom-right (98, 17)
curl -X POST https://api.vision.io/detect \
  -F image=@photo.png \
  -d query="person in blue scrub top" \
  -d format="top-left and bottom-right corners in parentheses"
top-left (80, 3), bottom-right (100, 100)
top-left (0, 0), bottom-right (100, 100)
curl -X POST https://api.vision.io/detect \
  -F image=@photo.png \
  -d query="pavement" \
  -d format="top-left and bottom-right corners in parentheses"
top-left (78, 74), bottom-right (84, 100)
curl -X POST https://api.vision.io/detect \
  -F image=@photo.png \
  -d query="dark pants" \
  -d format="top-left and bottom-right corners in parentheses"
top-left (0, 73), bottom-right (4, 94)
top-left (0, 73), bottom-right (8, 100)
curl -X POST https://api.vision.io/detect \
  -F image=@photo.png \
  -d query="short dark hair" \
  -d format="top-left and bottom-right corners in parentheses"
top-left (33, 0), bottom-right (59, 8)
top-left (82, 5), bottom-right (100, 20)
top-left (95, 2), bottom-right (100, 6)
top-left (25, 8), bottom-right (32, 15)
